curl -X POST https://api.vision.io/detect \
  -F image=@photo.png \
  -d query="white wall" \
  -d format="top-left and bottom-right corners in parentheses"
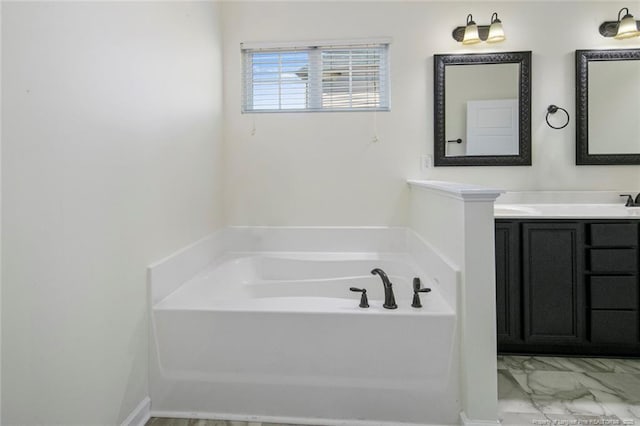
top-left (222, 1), bottom-right (640, 226)
top-left (1, 2), bottom-right (224, 424)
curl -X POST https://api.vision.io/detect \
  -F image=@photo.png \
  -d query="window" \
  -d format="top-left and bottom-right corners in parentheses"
top-left (241, 39), bottom-right (390, 112)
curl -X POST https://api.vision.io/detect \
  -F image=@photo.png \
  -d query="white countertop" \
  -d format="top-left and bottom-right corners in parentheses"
top-left (407, 179), bottom-right (504, 201)
top-left (494, 203), bottom-right (640, 219)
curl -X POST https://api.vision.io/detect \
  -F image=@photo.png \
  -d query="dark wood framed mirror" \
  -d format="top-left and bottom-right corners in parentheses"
top-left (434, 51), bottom-right (531, 166)
top-left (576, 49), bottom-right (640, 165)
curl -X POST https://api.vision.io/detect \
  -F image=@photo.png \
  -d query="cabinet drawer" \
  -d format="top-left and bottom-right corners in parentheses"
top-left (590, 310), bottom-right (638, 344)
top-left (589, 249), bottom-right (637, 272)
top-left (590, 276), bottom-right (638, 309)
top-left (589, 223), bottom-right (638, 246)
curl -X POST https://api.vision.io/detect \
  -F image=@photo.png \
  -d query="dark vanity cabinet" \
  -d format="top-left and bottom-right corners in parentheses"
top-left (495, 222), bottom-right (521, 344)
top-left (495, 219), bottom-right (640, 356)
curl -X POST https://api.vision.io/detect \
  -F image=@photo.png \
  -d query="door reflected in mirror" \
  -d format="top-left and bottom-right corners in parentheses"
top-left (434, 51), bottom-right (531, 166)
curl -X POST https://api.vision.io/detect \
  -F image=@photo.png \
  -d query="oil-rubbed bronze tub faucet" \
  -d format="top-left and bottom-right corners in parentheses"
top-left (371, 268), bottom-right (397, 309)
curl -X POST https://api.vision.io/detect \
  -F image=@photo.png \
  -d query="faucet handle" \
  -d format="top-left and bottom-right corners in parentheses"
top-left (413, 277), bottom-right (421, 292)
top-left (349, 287), bottom-right (369, 308)
top-left (412, 277), bottom-right (432, 308)
top-left (411, 290), bottom-right (431, 308)
top-left (620, 194), bottom-right (635, 207)
top-left (413, 277), bottom-right (432, 292)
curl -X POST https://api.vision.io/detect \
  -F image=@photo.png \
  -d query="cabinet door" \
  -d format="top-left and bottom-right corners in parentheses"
top-left (522, 223), bottom-right (584, 344)
top-left (495, 221), bottom-right (521, 343)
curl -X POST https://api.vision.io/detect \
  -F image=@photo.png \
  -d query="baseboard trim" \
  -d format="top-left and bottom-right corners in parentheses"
top-left (460, 411), bottom-right (501, 426)
top-left (122, 397), bottom-right (151, 426)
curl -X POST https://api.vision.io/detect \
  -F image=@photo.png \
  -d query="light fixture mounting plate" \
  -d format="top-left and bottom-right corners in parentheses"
top-left (599, 20), bottom-right (640, 37)
top-left (452, 26), bottom-right (491, 42)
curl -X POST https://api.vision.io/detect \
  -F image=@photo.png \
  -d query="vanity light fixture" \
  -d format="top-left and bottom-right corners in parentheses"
top-left (487, 13), bottom-right (506, 43)
top-left (599, 7), bottom-right (640, 39)
top-left (452, 12), bottom-right (506, 44)
top-left (462, 14), bottom-right (481, 45)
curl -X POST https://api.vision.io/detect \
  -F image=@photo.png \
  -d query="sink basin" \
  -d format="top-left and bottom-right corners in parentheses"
top-left (495, 203), bottom-right (640, 218)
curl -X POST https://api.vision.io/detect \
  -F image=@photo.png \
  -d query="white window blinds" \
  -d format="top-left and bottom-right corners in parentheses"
top-left (241, 40), bottom-right (390, 112)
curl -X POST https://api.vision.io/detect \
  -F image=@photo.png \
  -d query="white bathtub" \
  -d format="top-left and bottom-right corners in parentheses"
top-left (149, 228), bottom-right (460, 426)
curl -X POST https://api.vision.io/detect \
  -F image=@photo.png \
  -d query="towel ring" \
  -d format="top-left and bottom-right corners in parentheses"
top-left (546, 105), bottom-right (570, 129)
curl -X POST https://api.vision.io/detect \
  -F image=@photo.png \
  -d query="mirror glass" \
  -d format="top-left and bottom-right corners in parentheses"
top-left (445, 63), bottom-right (519, 157)
top-left (588, 61), bottom-right (640, 154)
top-left (434, 51), bottom-right (531, 166)
top-left (576, 49), bottom-right (640, 165)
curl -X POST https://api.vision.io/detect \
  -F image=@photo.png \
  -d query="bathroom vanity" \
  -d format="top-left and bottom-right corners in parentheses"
top-left (495, 205), bottom-right (640, 357)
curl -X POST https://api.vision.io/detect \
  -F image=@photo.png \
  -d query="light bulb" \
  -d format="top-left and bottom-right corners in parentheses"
top-left (463, 15), bottom-right (481, 45)
top-left (487, 14), bottom-right (505, 43)
top-left (615, 9), bottom-right (640, 39)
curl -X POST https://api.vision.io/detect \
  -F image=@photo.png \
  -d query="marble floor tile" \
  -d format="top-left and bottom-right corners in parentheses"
top-left (557, 357), bottom-right (640, 374)
top-left (498, 356), bottom-right (640, 426)
top-left (498, 369), bottom-right (541, 414)
top-left (146, 418), bottom-right (190, 426)
top-left (587, 389), bottom-right (640, 422)
top-left (585, 373), bottom-right (640, 403)
top-left (526, 392), bottom-right (608, 417)
top-left (501, 355), bottom-right (640, 375)
top-left (497, 355), bottom-right (508, 370)
top-left (602, 358), bottom-right (640, 374)
top-left (630, 403), bottom-right (640, 420)
top-left (501, 355), bottom-right (619, 374)
top-left (500, 412), bottom-right (623, 426)
top-left (147, 420), bottom-right (304, 426)
top-left (499, 411), bottom-right (550, 425)
top-left (508, 370), bottom-right (596, 396)
top-left (546, 357), bottom-right (618, 373)
top-left (500, 356), bottom-right (576, 373)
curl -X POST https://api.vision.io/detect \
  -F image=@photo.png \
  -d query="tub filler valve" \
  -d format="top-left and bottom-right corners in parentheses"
top-left (370, 268), bottom-right (397, 309)
top-left (349, 287), bottom-right (369, 308)
top-left (411, 277), bottom-right (431, 308)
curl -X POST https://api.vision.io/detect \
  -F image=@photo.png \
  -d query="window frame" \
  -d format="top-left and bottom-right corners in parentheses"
top-left (241, 38), bottom-right (391, 113)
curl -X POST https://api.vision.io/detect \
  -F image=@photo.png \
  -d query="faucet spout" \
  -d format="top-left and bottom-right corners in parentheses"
top-left (371, 268), bottom-right (397, 309)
